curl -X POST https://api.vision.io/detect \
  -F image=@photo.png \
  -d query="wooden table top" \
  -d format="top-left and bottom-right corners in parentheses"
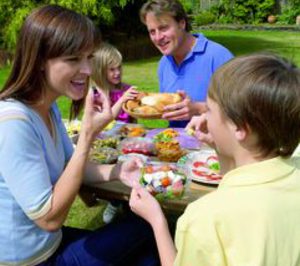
top-left (80, 180), bottom-right (216, 214)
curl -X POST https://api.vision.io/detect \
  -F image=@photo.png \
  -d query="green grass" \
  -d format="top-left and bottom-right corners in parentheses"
top-left (123, 56), bottom-right (160, 92)
top-left (64, 197), bottom-right (106, 229)
top-left (1, 29), bottom-right (300, 229)
top-left (201, 30), bottom-right (300, 64)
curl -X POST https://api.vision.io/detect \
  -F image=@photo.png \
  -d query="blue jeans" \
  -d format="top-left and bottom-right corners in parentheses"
top-left (38, 212), bottom-right (159, 266)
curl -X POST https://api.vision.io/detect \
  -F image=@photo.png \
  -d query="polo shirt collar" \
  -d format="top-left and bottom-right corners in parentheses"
top-left (218, 156), bottom-right (299, 188)
top-left (166, 33), bottom-right (208, 64)
top-left (192, 33), bottom-right (207, 53)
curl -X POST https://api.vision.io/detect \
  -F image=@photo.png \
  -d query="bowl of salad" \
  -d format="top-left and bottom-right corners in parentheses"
top-left (139, 163), bottom-right (187, 200)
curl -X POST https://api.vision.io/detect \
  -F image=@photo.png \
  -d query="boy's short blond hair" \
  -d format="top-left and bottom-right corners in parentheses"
top-left (208, 54), bottom-right (300, 157)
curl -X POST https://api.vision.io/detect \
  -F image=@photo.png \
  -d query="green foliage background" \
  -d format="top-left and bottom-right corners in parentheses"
top-left (0, 0), bottom-right (137, 51)
top-left (0, 0), bottom-right (196, 51)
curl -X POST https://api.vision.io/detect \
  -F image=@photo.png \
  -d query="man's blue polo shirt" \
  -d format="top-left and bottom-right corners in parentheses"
top-left (158, 33), bottom-right (233, 127)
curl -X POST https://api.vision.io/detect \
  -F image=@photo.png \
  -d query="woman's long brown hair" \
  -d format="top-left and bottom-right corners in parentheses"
top-left (0, 4), bottom-right (101, 120)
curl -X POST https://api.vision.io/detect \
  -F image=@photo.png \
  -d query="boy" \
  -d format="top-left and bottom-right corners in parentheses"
top-left (129, 54), bottom-right (300, 266)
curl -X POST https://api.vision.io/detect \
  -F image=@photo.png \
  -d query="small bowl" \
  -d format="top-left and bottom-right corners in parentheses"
top-left (140, 163), bottom-right (187, 200)
top-left (118, 137), bottom-right (156, 156)
top-left (90, 147), bottom-right (119, 164)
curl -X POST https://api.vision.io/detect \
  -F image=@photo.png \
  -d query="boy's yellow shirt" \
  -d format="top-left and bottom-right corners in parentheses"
top-left (293, 143), bottom-right (300, 157)
top-left (175, 156), bottom-right (300, 266)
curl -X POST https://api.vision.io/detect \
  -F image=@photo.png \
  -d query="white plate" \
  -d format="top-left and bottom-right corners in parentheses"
top-left (182, 150), bottom-right (222, 185)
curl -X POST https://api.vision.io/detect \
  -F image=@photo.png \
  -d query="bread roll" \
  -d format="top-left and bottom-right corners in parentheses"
top-left (123, 92), bottom-right (182, 118)
top-left (126, 100), bottom-right (140, 110)
top-left (133, 105), bottom-right (160, 115)
top-left (143, 93), bottom-right (182, 105)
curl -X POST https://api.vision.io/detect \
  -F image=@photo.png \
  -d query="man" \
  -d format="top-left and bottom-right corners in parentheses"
top-left (140, 0), bottom-right (233, 127)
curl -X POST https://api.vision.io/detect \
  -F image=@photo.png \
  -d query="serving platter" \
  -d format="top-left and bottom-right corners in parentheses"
top-left (122, 103), bottom-right (162, 119)
top-left (181, 150), bottom-right (223, 185)
top-left (146, 128), bottom-right (201, 150)
top-left (122, 92), bottom-right (182, 119)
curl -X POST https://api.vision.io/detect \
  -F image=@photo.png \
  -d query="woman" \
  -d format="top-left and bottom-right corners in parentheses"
top-left (0, 5), bottom-right (158, 266)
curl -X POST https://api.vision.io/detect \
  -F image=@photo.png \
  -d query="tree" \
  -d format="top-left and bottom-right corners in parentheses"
top-left (0, 0), bottom-right (135, 51)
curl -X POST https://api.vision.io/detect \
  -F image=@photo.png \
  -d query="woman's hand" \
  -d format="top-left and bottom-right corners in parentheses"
top-left (119, 157), bottom-right (144, 187)
top-left (186, 114), bottom-right (216, 149)
top-left (81, 87), bottom-right (113, 139)
top-left (129, 185), bottom-right (165, 227)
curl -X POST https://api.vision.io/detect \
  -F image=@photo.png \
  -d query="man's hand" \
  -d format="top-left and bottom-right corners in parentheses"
top-left (162, 90), bottom-right (207, 121)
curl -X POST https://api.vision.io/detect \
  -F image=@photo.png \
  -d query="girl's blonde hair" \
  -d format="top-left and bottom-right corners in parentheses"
top-left (91, 42), bottom-right (122, 92)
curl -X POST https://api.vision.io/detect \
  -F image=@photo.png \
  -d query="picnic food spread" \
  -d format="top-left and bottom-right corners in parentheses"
top-left (65, 120), bottom-right (222, 198)
top-left (123, 92), bottom-right (182, 119)
top-left (140, 163), bottom-right (187, 200)
top-left (90, 138), bottom-right (120, 164)
top-left (153, 129), bottom-right (186, 162)
top-left (119, 124), bottom-right (146, 138)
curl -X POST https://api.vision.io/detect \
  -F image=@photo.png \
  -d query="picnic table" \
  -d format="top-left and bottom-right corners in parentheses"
top-left (80, 176), bottom-right (216, 215)
top-left (71, 122), bottom-right (219, 214)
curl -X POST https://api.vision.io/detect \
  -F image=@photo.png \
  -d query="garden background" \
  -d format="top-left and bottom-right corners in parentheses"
top-left (0, 0), bottom-right (300, 229)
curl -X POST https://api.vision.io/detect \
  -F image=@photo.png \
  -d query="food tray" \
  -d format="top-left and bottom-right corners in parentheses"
top-left (118, 137), bottom-right (156, 156)
top-left (122, 103), bottom-right (162, 119)
top-left (90, 147), bottom-right (119, 164)
top-left (146, 128), bottom-right (201, 150)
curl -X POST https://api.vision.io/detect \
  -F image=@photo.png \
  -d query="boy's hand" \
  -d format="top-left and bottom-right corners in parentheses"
top-left (129, 184), bottom-right (164, 226)
top-left (186, 114), bottom-right (216, 149)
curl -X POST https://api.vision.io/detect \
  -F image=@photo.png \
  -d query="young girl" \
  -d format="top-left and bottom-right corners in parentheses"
top-left (91, 42), bottom-right (138, 123)
top-left (91, 43), bottom-right (138, 224)
top-left (0, 5), bottom-right (159, 265)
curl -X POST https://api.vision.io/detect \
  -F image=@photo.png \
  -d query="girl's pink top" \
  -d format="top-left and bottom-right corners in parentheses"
top-left (109, 83), bottom-right (132, 123)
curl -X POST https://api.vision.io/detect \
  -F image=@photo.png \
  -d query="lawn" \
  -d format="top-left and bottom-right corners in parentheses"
top-left (0, 29), bottom-right (300, 229)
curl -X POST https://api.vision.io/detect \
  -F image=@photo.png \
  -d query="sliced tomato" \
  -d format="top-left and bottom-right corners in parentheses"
top-left (206, 155), bottom-right (218, 161)
top-left (192, 169), bottom-right (209, 177)
top-left (193, 161), bottom-right (206, 168)
top-left (206, 174), bottom-right (222, 181)
top-left (161, 177), bottom-right (171, 187)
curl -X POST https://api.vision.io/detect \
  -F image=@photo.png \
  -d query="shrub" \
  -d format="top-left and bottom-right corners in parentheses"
top-left (194, 11), bottom-right (216, 26)
top-left (277, 5), bottom-right (300, 24)
top-left (255, 0), bottom-right (277, 23)
top-left (179, 0), bottom-right (195, 15)
top-left (208, 0), bottom-right (277, 24)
